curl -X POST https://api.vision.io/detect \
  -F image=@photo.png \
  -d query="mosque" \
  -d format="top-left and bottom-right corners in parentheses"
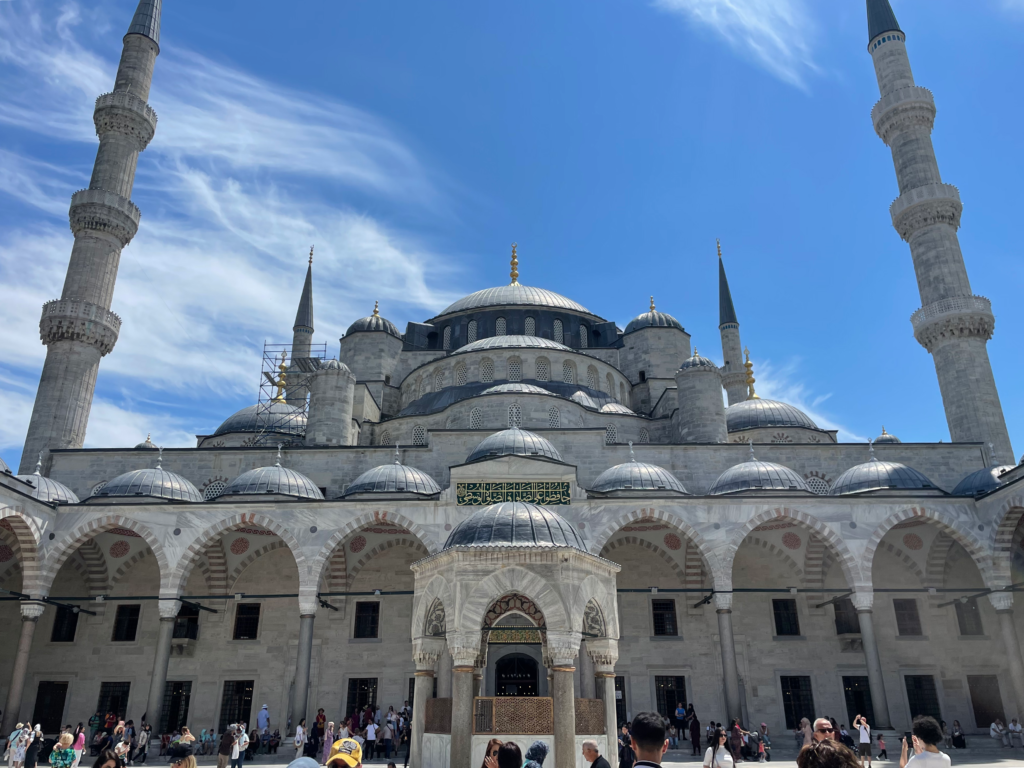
top-left (2, 2), bottom-right (1024, 767)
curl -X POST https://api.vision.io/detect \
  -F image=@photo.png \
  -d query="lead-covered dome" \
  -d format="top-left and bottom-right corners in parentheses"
top-left (481, 383), bottom-right (554, 396)
top-left (93, 467), bottom-right (203, 502)
top-left (436, 284), bottom-right (594, 318)
top-left (220, 463), bottom-right (324, 500)
top-left (624, 309), bottom-right (684, 334)
top-left (708, 456), bottom-right (810, 495)
top-left (15, 469), bottom-right (80, 504)
top-left (591, 460), bottom-right (688, 495)
top-left (343, 462), bottom-right (441, 497)
top-left (829, 458), bottom-right (936, 496)
top-left (467, 427), bottom-right (563, 464)
top-left (346, 311), bottom-right (402, 338)
top-left (600, 403), bottom-right (636, 415)
top-left (678, 352), bottom-right (718, 371)
top-left (874, 427), bottom-right (901, 444)
top-left (443, 502), bottom-right (587, 551)
top-left (952, 465), bottom-right (1016, 497)
top-left (726, 399), bottom-right (818, 432)
top-left (134, 434), bottom-right (158, 450)
top-left (213, 401), bottom-right (306, 438)
top-left (453, 336), bottom-right (572, 355)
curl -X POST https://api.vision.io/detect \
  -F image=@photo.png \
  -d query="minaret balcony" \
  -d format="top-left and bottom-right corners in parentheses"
top-left (889, 183), bottom-right (962, 240)
top-left (872, 86), bottom-right (935, 144)
top-left (39, 298), bottom-right (122, 355)
top-left (94, 91), bottom-right (158, 150)
top-left (911, 295), bottom-right (994, 352)
top-left (69, 188), bottom-right (141, 246)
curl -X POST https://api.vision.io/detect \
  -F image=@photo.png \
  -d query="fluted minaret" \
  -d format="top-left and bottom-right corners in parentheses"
top-left (867, 0), bottom-right (1012, 460)
top-left (286, 249), bottom-right (315, 406)
top-left (20, 0), bottom-right (162, 473)
top-left (717, 241), bottom-right (747, 406)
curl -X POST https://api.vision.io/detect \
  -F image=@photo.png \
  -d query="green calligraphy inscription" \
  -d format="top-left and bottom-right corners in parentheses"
top-left (456, 481), bottom-right (571, 506)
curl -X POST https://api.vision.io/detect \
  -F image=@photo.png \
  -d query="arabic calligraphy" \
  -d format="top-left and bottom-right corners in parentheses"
top-left (456, 482), bottom-right (571, 506)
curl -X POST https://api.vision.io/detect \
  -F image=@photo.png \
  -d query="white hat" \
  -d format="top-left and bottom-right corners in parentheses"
top-left (262, 705), bottom-right (268, 709)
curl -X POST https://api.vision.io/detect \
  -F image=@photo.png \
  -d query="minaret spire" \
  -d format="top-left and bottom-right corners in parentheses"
top-left (19, 0), bottom-right (162, 473)
top-left (287, 249), bottom-right (315, 406)
top-left (717, 239), bottom-right (747, 406)
top-left (866, 2), bottom-right (1013, 460)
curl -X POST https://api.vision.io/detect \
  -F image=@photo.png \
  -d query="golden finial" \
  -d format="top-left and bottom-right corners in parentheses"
top-left (693, 347), bottom-right (698, 357)
top-left (881, 426), bottom-right (888, 435)
top-left (510, 243), bottom-right (519, 285)
top-left (372, 300), bottom-right (380, 317)
top-left (717, 239), bottom-right (722, 259)
top-left (650, 295), bottom-right (656, 312)
top-left (744, 347), bottom-right (759, 400)
top-left (273, 350), bottom-right (288, 402)
top-left (309, 245), bottom-right (314, 266)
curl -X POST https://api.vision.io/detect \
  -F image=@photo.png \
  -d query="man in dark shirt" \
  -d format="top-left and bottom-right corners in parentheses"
top-left (629, 712), bottom-right (669, 768)
top-left (582, 739), bottom-right (610, 768)
top-left (217, 727), bottom-right (236, 768)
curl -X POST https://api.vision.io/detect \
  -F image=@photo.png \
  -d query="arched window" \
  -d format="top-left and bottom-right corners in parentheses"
top-left (508, 403), bottom-right (522, 428)
top-left (455, 363), bottom-right (468, 387)
top-left (413, 426), bottom-right (427, 446)
top-left (639, 428), bottom-right (650, 444)
top-left (470, 408), bottom-right (483, 429)
top-left (443, 326), bottom-right (452, 350)
top-left (202, 481), bottom-right (226, 501)
top-left (771, 432), bottom-right (793, 444)
top-left (562, 361), bottom-right (574, 384)
top-left (508, 358), bottom-right (522, 382)
top-left (553, 319), bottom-right (563, 344)
top-left (434, 369), bottom-right (445, 391)
top-left (806, 477), bottom-right (830, 495)
top-left (605, 424), bottom-right (616, 444)
top-left (379, 430), bottom-right (392, 446)
top-left (524, 316), bottom-right (536, 336)
top-left (587, 366), bottom-right (598, 391)
top-left (606, 373), bottom-right (615, 395)
top-left (548, 406), bottom-right (560, 428)
top-left (495, 317), bottom-right (507, 336)
top-left (90, 481), bottom-right (108, 497)
top-left (468, 320), bottom-right (478, 344)
top-left (481, 359), bottom-right (494, 383)
top-left (535, 358), bottom-right (550, 381)
top-left (579, 325), bottom-right (589, 349)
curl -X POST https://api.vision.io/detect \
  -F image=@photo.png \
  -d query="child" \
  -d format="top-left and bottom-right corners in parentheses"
top-left (877, 733), bottom-right (887, 760)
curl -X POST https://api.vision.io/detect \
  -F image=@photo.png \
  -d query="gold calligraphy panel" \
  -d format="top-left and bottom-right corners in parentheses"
top-left (456, 481), bottom-right (570, 506)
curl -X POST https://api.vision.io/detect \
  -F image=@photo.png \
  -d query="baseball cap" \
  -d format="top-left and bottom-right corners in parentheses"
top-left (326, 738), bottom-right (362, 768)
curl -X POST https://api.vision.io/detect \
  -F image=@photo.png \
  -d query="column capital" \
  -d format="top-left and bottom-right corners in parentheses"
top-left (298, 588), bottom-right (319, 617)
top-left (586, 637), bottom-right (619, 670)
top-left (412, 637), bottom-right (445, 670)
top-left (988, 591), bottom-right (1014, 612)
top-left (851, 590), bottom-right (875, 612)
top-left (544, 629), bottom-right (582, 667)
top-left (714, 592), bottom-right (733, 611)
top-left (447, 631), bottom-right (482, 668)
top-left (20, 601), bottom-right (45, 620)
top-left (158, 598), bottom-right (181, 619)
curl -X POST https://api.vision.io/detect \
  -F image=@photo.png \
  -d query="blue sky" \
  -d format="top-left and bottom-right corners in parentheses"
top-left (1, 0), bottom-right (1023, 468)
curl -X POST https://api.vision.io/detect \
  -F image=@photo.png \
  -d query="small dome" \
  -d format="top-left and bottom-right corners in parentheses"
top-left (443, 502), bottom-right (587, 551)
top-left (15, 471), bottom-right (79, 504)
top-left (874, 427), bottom-right (901, 444)
top-left (571, 390), bottom-right (600, 410)
top-left (952, 465), bottom-right (1015, 497)
top-left (345, 307), bottom-right (402, 339)
top-left (221, 464), bottom-right (324, 500)
top-left (467, 427), bottom-right (563, 464)
top-left (343, 461), bottom-right (441, 497)
top-left (94, 467), bottom-right (203, 502)
top-left (624, 310), bottom-right (684, 334)
top-left (134, 434), bottom-right (159, 450)
top-left (481, 383), bottom-right (554, 396)
top-left (435, 284), bottom-right (594, 318)
top-left (829, 458), bottom-right (936, 496)
top-left (453, 335), bottom-right (572, 355)
top-left (591, 461), bottom-right (688, 494)
top-left (213, 401), bottom-right (306, 438)
top-left (726, 399), bottom-right (818, 432)
top-left (708, 456), bottom-right (810, 495)
top-left (600, 403), bottom-right (635, 415)
top-left (319, 359), bottom-right (351, 372)
top-left (679, 353), bottom-right (719, 372)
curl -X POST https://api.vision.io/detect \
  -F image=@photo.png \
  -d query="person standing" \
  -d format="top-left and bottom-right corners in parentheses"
top-left (71, 726), bottom-right (86, 768)
top-left (294, 721), bottom-right (307, 760)
top-left (854, 716), bottom-right (872, 768)
top-left (689, 716), bottom-right (701, 756)
top-left (877, 735), bottom-right (887, 760)
top-left (674, 704), bottom-right (686, 738)
top-left (87, 717), bottom-right (101, 745)
top-left (628, 712), bottom-right (669, 767)
top-left (704, 729), bottom-right (734, 768)
top-left (582, 740), bottom-right (610, 768)
top-left (362, 722), bottom-right (376, 762)
top-left (24, 726), bottom-right (44, 768)
top-left (321, 723), bottom-right (334, 765)
top-left (619, 724), bottom-right (635, 768)
top-left (217, 728), bottom-right (234, 768)
top-left (812, 719), bottom-right (834, 744)
top-left (257, 708), bottom-right (269, 739)
top-left (131, 727), bottom-right (148, 766)
top-left (381, 720), bottom-right (394, 760)
top-left (49, 735), bottom-right (76, 768)
top-left (899, 717), bottom-right (950, 768)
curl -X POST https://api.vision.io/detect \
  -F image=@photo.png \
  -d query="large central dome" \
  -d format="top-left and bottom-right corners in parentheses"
top-left (434, 284), bottom-right (595, 318)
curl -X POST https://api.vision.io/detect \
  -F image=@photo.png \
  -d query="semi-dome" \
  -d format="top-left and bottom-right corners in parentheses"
top-left (93, 467), bottom-right (203, 502)
top-left (220, 462), bottom-right (324, 500)
top-left (726, 399), bottom-right (818, 432)
top-left (708, 453), bottom-right (810, 495)
top-left (443, 501), bottom-right (587, 551)
top-left (481, 383), bottom-right (554, 396)
top-left (467, 427), bottom-right (563, 464)
top-left (0, 454), bottom-right (9, 473)
top-left (345, 303), bottom-right (402, 339)
top-left (600, 403), bottom-right (635, 415)
top-left (134, 433), bottom-right (158, 450)
top-left (453, 335), bottom-right (572, 355)
top-left (343, 461), bottom-right (441, 497)
top-left (591, 459), bottom-right (688, 495)
top-left (16, 461), bottom-right (80, 504)
top-left (571, 390), bottom-right (600, 410)
top-left (874, 427), bottom-right (901, 444)
top-left (213, 401), bottom-right (306, 438)
top-left (952, 465), bottom-right (1015, 497)
top-left (436, 284), bottom-right (594, 318)
top-left (679, 352), bottom-right (719, 371)
top-left (624, 305), bottom-right (684, 334)
top-left (829, 457), bottom-right (937, 496)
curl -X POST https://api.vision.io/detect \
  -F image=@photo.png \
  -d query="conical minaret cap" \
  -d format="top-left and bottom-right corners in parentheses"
top-left (866, 0), bottom-right (902, 45)
top-left (718, 240), bottom-right (739, 327)
top-left (293, 248), bottom-right (314, 331)
top-left (126, 0), bottom-right (162, 44)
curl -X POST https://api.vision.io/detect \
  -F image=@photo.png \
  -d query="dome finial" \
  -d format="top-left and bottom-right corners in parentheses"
top-left (372, 300), bottom-right (380, 317)
top-left (748, 439), bottom-right (755, 461)
top-left (273, 350), bottom-right (288, 402)
top-left (693, 346), bottom-right (698, 357)
top-left (309, 245), bottom-right (314, 266)
top-left (881, 426), bottom-right (887, 435)
top-left (156, 446), bottom-right (164, 470)
top-left (629, 440), bottom-right (636, 462)
top-left (276, 443), bottom-right (283, 467)
top-left (509, 243), bottom-right (519, 285)
top-left (650, 295), bottom-right (656, 312)
top-left (34, 452), bottom-right (43, 476)
top-left (717, 238), bottom-right (722, 259)
top-left (743, 348), bottom-right (759, 400)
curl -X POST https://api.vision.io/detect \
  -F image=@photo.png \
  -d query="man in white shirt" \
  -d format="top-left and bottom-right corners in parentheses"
top-left (854, 715), bottom-right (872, 768)
top-left (991, 719), bottom-right (1010, 747)
top-left (900, 716), bottom-right (951, 768)
top-left (363, 722), bottom-right (377, 761)
top-left (1008, 718), bottom-right (1023, 747)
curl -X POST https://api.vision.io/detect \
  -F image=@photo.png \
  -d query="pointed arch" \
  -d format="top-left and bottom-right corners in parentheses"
top-left (0, 509), bottom-right (42, 596)
top-left (459, 566), bottom-right (569, 634)
top-left (199, 538), bottom-right (229, 595)
top-left (411, 574), bottom-right (456, 641)
top-left (227, 540), bottom-right (291, 589)
top-left (992, 496), bottom-right (1024, 587)
top-left (803, 534), bottom-right (828, 594)
top-left (924, 532), bottom-right (956, 608)
top-left (575, 574), bottom-right (619, 640)
top-left (110, 547), bottom-right (155, 586)
top-left (601, 536), bottom-right (686, 585)
top-left (347, 538), bottom-right (429, 585)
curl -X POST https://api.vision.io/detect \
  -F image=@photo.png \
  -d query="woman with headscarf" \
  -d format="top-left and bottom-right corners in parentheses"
top-left (690, 714), bottom-right (702, 756)
top-left (801, 718), bottom-right (814, 748)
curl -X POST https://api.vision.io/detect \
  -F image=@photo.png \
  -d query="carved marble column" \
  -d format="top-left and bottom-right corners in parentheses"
top-left (989, 592), bottom-right (1024, 719)
top-left (589, 638), bottom-right (620, 768)
top-left (448, 634), bottom-right (481, 768)
top-left (546, 631), bottom-right (582, 768)
top-left (293, 607), bottom-right (316, 730)
top-left (852, 590), bottom-right (891, 727)
top-left (437, 645), bottom-right (453, 698)
top-left (410, 638), bottom-right (443, 768)
top-left (715, 593), bottom-right (742, 722)
top-left (1, 602), bottom-right (45, 736)
top-left (145, 599), bottom-right (180, 730)
top-left (579, 640), bottom-right (596, 699)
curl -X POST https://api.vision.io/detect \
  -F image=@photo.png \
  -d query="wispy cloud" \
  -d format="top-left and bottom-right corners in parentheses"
top-left (652, 0), bottom-right (818, 89)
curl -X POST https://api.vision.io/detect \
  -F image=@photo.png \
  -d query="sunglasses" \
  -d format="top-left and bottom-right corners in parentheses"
top-left (490, 750), bottom-right (499, 756)
top-left (816, 728), bottom-right (835, 734)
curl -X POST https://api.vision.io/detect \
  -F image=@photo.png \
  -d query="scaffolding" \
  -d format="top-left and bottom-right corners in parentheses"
top-left (251, 341), bottom-right (329, 446)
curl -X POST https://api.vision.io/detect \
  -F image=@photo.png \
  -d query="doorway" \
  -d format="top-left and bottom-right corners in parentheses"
top-left (33, 682), bottom-right (68, 735)
top-left (495, 654), bottom-right (539, 697)
top-left (967, 676), bottom-right (1005, 728)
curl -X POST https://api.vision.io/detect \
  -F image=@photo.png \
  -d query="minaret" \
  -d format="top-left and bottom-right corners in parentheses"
top-left (866, 0), bottom-right (1013, 459)
top-left (286, 247), bottom-right (315, 406)
top-left (19, 0), bottom-right (162, 473)
top-left (718, 240), bottom-right (747, 406)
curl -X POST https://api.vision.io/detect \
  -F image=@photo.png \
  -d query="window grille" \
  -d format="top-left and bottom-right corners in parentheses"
top-left (548, 407), bottom-right (560, 428)
top-left (470, 409), bottom-right (483, 430)
top-left (354, 602), bottom-right (380, 638)
top-left (468, 320), bottom-right (478, 343)
top-left (780, 676), bottom-right (815, 730)
top-left (536, 358), bottom-right (550, 381)
top-left (904, 675), bottom-right (942, 722)
top-left (481, 359), bottom-right (494, 383)
top-left (232, 604), bottom-right (261, 640)
top-left (379, 430), bottom-right (392, 446)
top-left (652, 600), bottom-right (678, 636)
top-left (893, 599), bottom-right (923, 636)
top-left (218, 681), bottom-right (254, 734)
top-left (161, 681), bottom-right (192, 734)
top-left (97, 682), bottom-right (132, 721)
top-left (203, 481), bottom-right (226, 500)
top-left (525, 317), bottom-right (535, 336)
top-left (455, 364), bottom-right (468, 387)
top-left (655, 677), bottom-right (688, 722)
top-left (173, 604), bottom-right (200, 640)
top-left (112, 605), bottom-right (141, 642)
top-left (346, 679), bottom-right (378, 722)
top-left (639, 429), bottom-right (650, 444)
top-left (434, 369), bottom-right (445, 391)
top-left (955, 597), bottom-right (984, 636)
top-left (562, 361), bottom-right (574, 384)
top-left (508, 358), bottom-right (522, 382)
top-left (495, 317), bottom-right (507, 336)
top-left (580, 325), bottom-right (588, 348)
top-left (443, 326), bottom-right (452, 350)
top-left (587, 367), bottom-right (598, 390)
top-left (773, 599), bottom-right (801, 636)
top-left (508, 404), bottom-right (522, 428)
top-left (413, 426), bottom-right (427, 446)
top-left (805, 477), bottom-right (830, 495)
top-left (605, 424), bottom-right (616, 444)
top-left (553, 319), bottom-right (563, 344)
top-left (833, 598), bottom-right (859, 635)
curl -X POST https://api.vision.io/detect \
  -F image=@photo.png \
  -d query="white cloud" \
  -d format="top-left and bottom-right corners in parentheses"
top-left (652, 0), bottom-right (818, 89)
